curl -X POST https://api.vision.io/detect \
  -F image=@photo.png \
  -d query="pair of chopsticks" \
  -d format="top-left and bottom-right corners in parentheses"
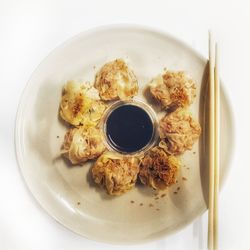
top-left (208, 32), bottom-right (220, 250)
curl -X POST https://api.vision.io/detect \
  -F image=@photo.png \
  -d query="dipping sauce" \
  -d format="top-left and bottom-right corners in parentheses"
top-left (106, 104), bottom-right (154, 153)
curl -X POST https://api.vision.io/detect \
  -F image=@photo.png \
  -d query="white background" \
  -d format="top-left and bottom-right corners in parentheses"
top-left (0, 0), bottom-right (249, 249)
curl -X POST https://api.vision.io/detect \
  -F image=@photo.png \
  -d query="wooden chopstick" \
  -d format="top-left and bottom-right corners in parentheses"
top-left (208, 32), bottom-right (220, 250)
top-left (213, 43), bottom-right (220, 250)
top-left (208, 31), bottom-right (215, 250)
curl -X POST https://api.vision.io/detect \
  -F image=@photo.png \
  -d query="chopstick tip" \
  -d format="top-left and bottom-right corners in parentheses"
top-left (209, 31), bottom-right (214, 44)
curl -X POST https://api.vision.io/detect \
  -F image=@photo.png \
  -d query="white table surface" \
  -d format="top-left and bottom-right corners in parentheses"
top-left (0, 0), bottom-right (249, 249)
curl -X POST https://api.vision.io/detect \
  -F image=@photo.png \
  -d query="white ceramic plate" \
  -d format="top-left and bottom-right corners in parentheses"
top-left (15, 25), bottom-right (234, 244)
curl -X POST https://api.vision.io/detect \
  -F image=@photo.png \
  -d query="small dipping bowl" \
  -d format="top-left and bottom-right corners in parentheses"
top-left (101, 99), bottom-right (158, 155)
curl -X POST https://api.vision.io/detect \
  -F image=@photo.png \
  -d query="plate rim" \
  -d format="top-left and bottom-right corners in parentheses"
top-left (15, 23), bottom-right (235, 245)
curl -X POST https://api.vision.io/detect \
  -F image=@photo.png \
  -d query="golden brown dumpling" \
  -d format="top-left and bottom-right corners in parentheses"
top-left (139, 147), bottom-right (179, 190)
top-left (61, 126), bottom-right (106, 164)
top-left (159, 109), bottom-right (201, 155)
top-left (92, 152), bottom-right (139, 195)
top-left (94, 59), bottom-right (138, 101)
top-left (60, 81), bottom-right (106, 126)
top-left (149, 71), bottom-right (196, 110)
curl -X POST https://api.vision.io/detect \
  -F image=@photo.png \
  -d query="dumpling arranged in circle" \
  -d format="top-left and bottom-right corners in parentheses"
top-left (61, 126), bottom-right (106, 164)
top-left (139, 146), bottom-right (180, 190)
top-left (92, 152), bottom-right (139, 195)
top-left (149, 71), bottom-right (196, 110)
top-left (158, 109), bottom-right (201, 155)
top-left (60, 81), bottom-right (106, 127)
top-left (94, 59), bottom-right (138, 101)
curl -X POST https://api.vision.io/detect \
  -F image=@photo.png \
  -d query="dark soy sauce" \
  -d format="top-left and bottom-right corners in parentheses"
top-left (106, 104), bottom-right (154, 153)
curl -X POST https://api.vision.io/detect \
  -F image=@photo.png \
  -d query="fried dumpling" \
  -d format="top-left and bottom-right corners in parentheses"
top-left (92, 152), bottom-right (139, 195)
top-left (149, 71), bottom-right (196, 110)
top-left (60, 81), bottom-right (106, 126)
top-left (61, 126), bottom-right (106, 164)
top-left (139, 146), bottom-right (179, 190)
top-left (94, 59), bottom-right (138, 101)
top-left (158, 109), bottom-right (201, 155)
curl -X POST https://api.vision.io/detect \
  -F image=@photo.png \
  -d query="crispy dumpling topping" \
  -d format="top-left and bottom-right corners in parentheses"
top-left (60, 81), bottom-right (106, 126)
top-left (94, 59), bottom-right (138, 101)
top-left (92, 152), bottom-right (139, 195)
top-left (61, 126), bottom-right (106, 164)
top-left (149, 71), bottom-right (196, 110)
top-left (139, 147), bottom-right (179, 190)
top-left (158, 109), bottom-right (201, 155)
